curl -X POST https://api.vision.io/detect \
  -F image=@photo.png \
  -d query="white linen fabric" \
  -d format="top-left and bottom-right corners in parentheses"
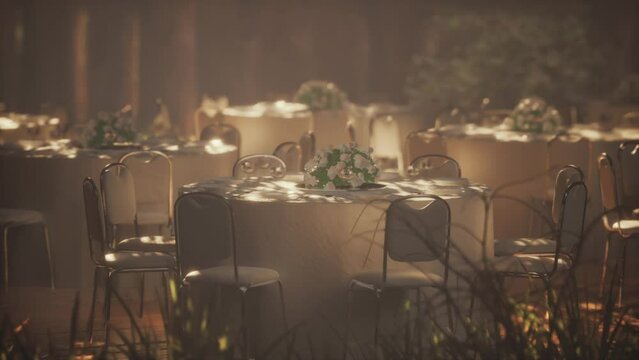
top-left (0, 146), bottom-right (237, 288)
top-left (181, 175), bottom-right (494, 329)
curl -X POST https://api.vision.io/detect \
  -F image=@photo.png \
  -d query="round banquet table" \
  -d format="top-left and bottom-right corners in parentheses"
top-left (0, 143), bottom-right (238, 288)
top-left (223, 102), bottom-right (312, 156)
top-left (409, 124), bottom-right (639, 262)
top-left (181, 174), bottom-right (493, 351)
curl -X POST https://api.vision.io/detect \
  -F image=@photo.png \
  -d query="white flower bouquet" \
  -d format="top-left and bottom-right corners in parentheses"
top-left (294, 80), bottom-right (348, 111)
top-left (503, 97), bottom-right (562, 134)
top-left (304, 144), bottom-right (379, 190)
top-left (84, 107), bottom-right (136, 148)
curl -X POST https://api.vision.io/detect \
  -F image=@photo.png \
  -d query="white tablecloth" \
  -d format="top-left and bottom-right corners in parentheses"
top-left (181, 175), bottom-right (493, 333)
top-left (0, 145), bottom-right (238, 288)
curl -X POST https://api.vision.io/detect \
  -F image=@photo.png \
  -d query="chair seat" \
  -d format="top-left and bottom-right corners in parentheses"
top-left (184, 266), bottom-right (280, 288)
top-left (610, 219), bottom-right (639, 233)
top-left (0, 208), bottom-right (45, 227)
top-left (491, 254), bottom-right (569, 275)
top-left (494, 237), bottom-right (556, 256)
top-left (103, 251), bottom-right (175, 270)
top-left (116, 235), bottom-right (175, 253)
top-left (351, 269), bottom-right (443, 290)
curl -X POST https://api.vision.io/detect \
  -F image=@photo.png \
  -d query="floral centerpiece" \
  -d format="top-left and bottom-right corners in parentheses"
top-left (84, 106), bottom-right (136, 148)
top-left (502, 97), bottom-right (562, 133)
top-left (304, 144), bottom-right (379, 190)
top-left (294, 80), bottom-right (348, 111)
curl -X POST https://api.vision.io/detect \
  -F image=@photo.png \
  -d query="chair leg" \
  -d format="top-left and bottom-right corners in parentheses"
top-left (342, 283), bottom-right (356, 360)
top-left (161, 271), bottom-right (171, 323)
top-left (416, 289), bottom-right (422, 359)
top-left (42, 225), bottom-right (55, 290)
top-left (139, 273), bottom-right (145, 317)
top-left (87, 267), bottom-right (101, 344)
top-left (3, 227), bottom-right (9, 292)
top-left (618, 241), bottom-right (629, 308)
top-left (373, 288), bottom-right (382, 347)
top-left (104, 272), bottom-right (113, 349)
top-left (599, 232), bottom-right (612, 297)
top-left (276, 281), bottom-right (288, 331)
top-left (239, 289), bottom-right (248, 359)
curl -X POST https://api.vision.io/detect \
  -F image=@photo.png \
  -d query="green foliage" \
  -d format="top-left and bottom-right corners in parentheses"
top-left (294, 81), bottom-right (348, 111)
top-left (405, 10), bottom-right (603, 111)
top-left (84, 107), bottom-right (137, 149)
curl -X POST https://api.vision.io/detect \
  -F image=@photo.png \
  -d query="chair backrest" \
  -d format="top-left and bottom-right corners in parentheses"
top-left (408, 154), bottom-right (461, 179)
top-left (174, 192), bottom-right (237, 281)
top-left (299, 131), bottom-right (316, 169)
top-left (119, 150), bottom-right (173, 223)
top-left (598, 153), bottom-right (621, 231)
top-left (200, 122), bottom-right (241, 149)
top-left (273, 141), bottom-right (303, 172)
top-left (100, 162), bottom-right (137, 226)
top-left (369, 115), bottom-right (403, 171)
top-left (617, 141), bottom-right (639, 208)
top-left (556, 181), bottom-right (587, 255)
top-left (547, 133), bottom-right (590, 192)
top-left (404, 130), bottom-right (446, 170)
top-left (83, 177), bottom-right (107, 266)
top-left (232, 154), bottom-right (286, 179)
top-left (384, 196), bottom-right (451, 284)
top-left (551, 165), bottom-right (584, 225)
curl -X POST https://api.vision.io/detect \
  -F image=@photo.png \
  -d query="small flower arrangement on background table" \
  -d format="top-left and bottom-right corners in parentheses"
top-left (84, 106), bottom-right (136, 148)
top-left (503, 97), bottom-right (562, 134)
top-left (295, 80), bottom-right (348, 111)
top-left (304, 144), bottom-right (379, 190)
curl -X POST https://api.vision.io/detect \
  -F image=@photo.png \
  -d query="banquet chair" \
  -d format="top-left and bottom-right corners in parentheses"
top-left (490, 180), bottom-right (587, 284)
top-left (0, 208), bottom-right (55, 291)
top-left (404, 130), bottom-right (446, 170)
top-left (100, 162), bottom-right (175, 252)
top-left (273, 141), bottom-right (303, 172)
top-left (597, 153), bottom-right (639, 305)
top-left (407, 154), bottom-right (461, 179)
top-left (299, 131), bottom-right (316, 168)
top-left (495, 165), bottom-right (585, 257)
top-left (200, 122), bottom-right (241, 149)
top-left (83, 177), bottom-right (175, 344)
top-left (233, 154), bottom-right (286, 179)
top-left (119, 150), bottom-right (173, 229)
top-left (344, 195), bottom-right (452, 347)
top-left (174, 192), bottom-right (287, 357)
top-left (617, 141), bottom-right (639, 211)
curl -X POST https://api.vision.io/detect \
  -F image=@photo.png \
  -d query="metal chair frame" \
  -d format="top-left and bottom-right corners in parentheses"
top-left (598, 153), bottom-right (639, 306)
top-left (408, 154), bottom-right (462, 178)
top-left (200, 122), bottom-right (242, 150)
top-left (496, 181), bottom-right (587, 281)
top-left (2, 218), bottom-right (55, 291)
top-left (83, 177), bottom-right (174, 345)
top-left (273, 141), bottom-right (303, 172)
top-left (232, 154), bottom-right (287, 179)
top-left (173, 192), bottom-right (287, 357)
top-left (119, 150), bottom-right (174, 226)
top-left (344, 195), bottom-right (452, 350)
top-left (299, 131), bottom-right (316, 169)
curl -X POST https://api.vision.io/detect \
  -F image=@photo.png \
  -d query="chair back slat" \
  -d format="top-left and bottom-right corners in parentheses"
top-left (273, 142), bottom-right (303, 172)
top-left (385, 196), bottom-right (450, 263)
top-left (174, 192), bottom-right (236, 280)
top-left (100, 163), bottom-right (137, 225)
top-left (551, 165), bottom-right (584, 225)
top-left (557, 181), bottom-right (587, 253)
top-left (408, 154), bottom-right (461, 179)
top-left (119, 150), bottom-right (173, 223)
top-left (82, 177), bottom-right (107, 265)
top-left (618, 141), bottom-right (639, 208)
top-left (233, 154), bottom-right (287, 179)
